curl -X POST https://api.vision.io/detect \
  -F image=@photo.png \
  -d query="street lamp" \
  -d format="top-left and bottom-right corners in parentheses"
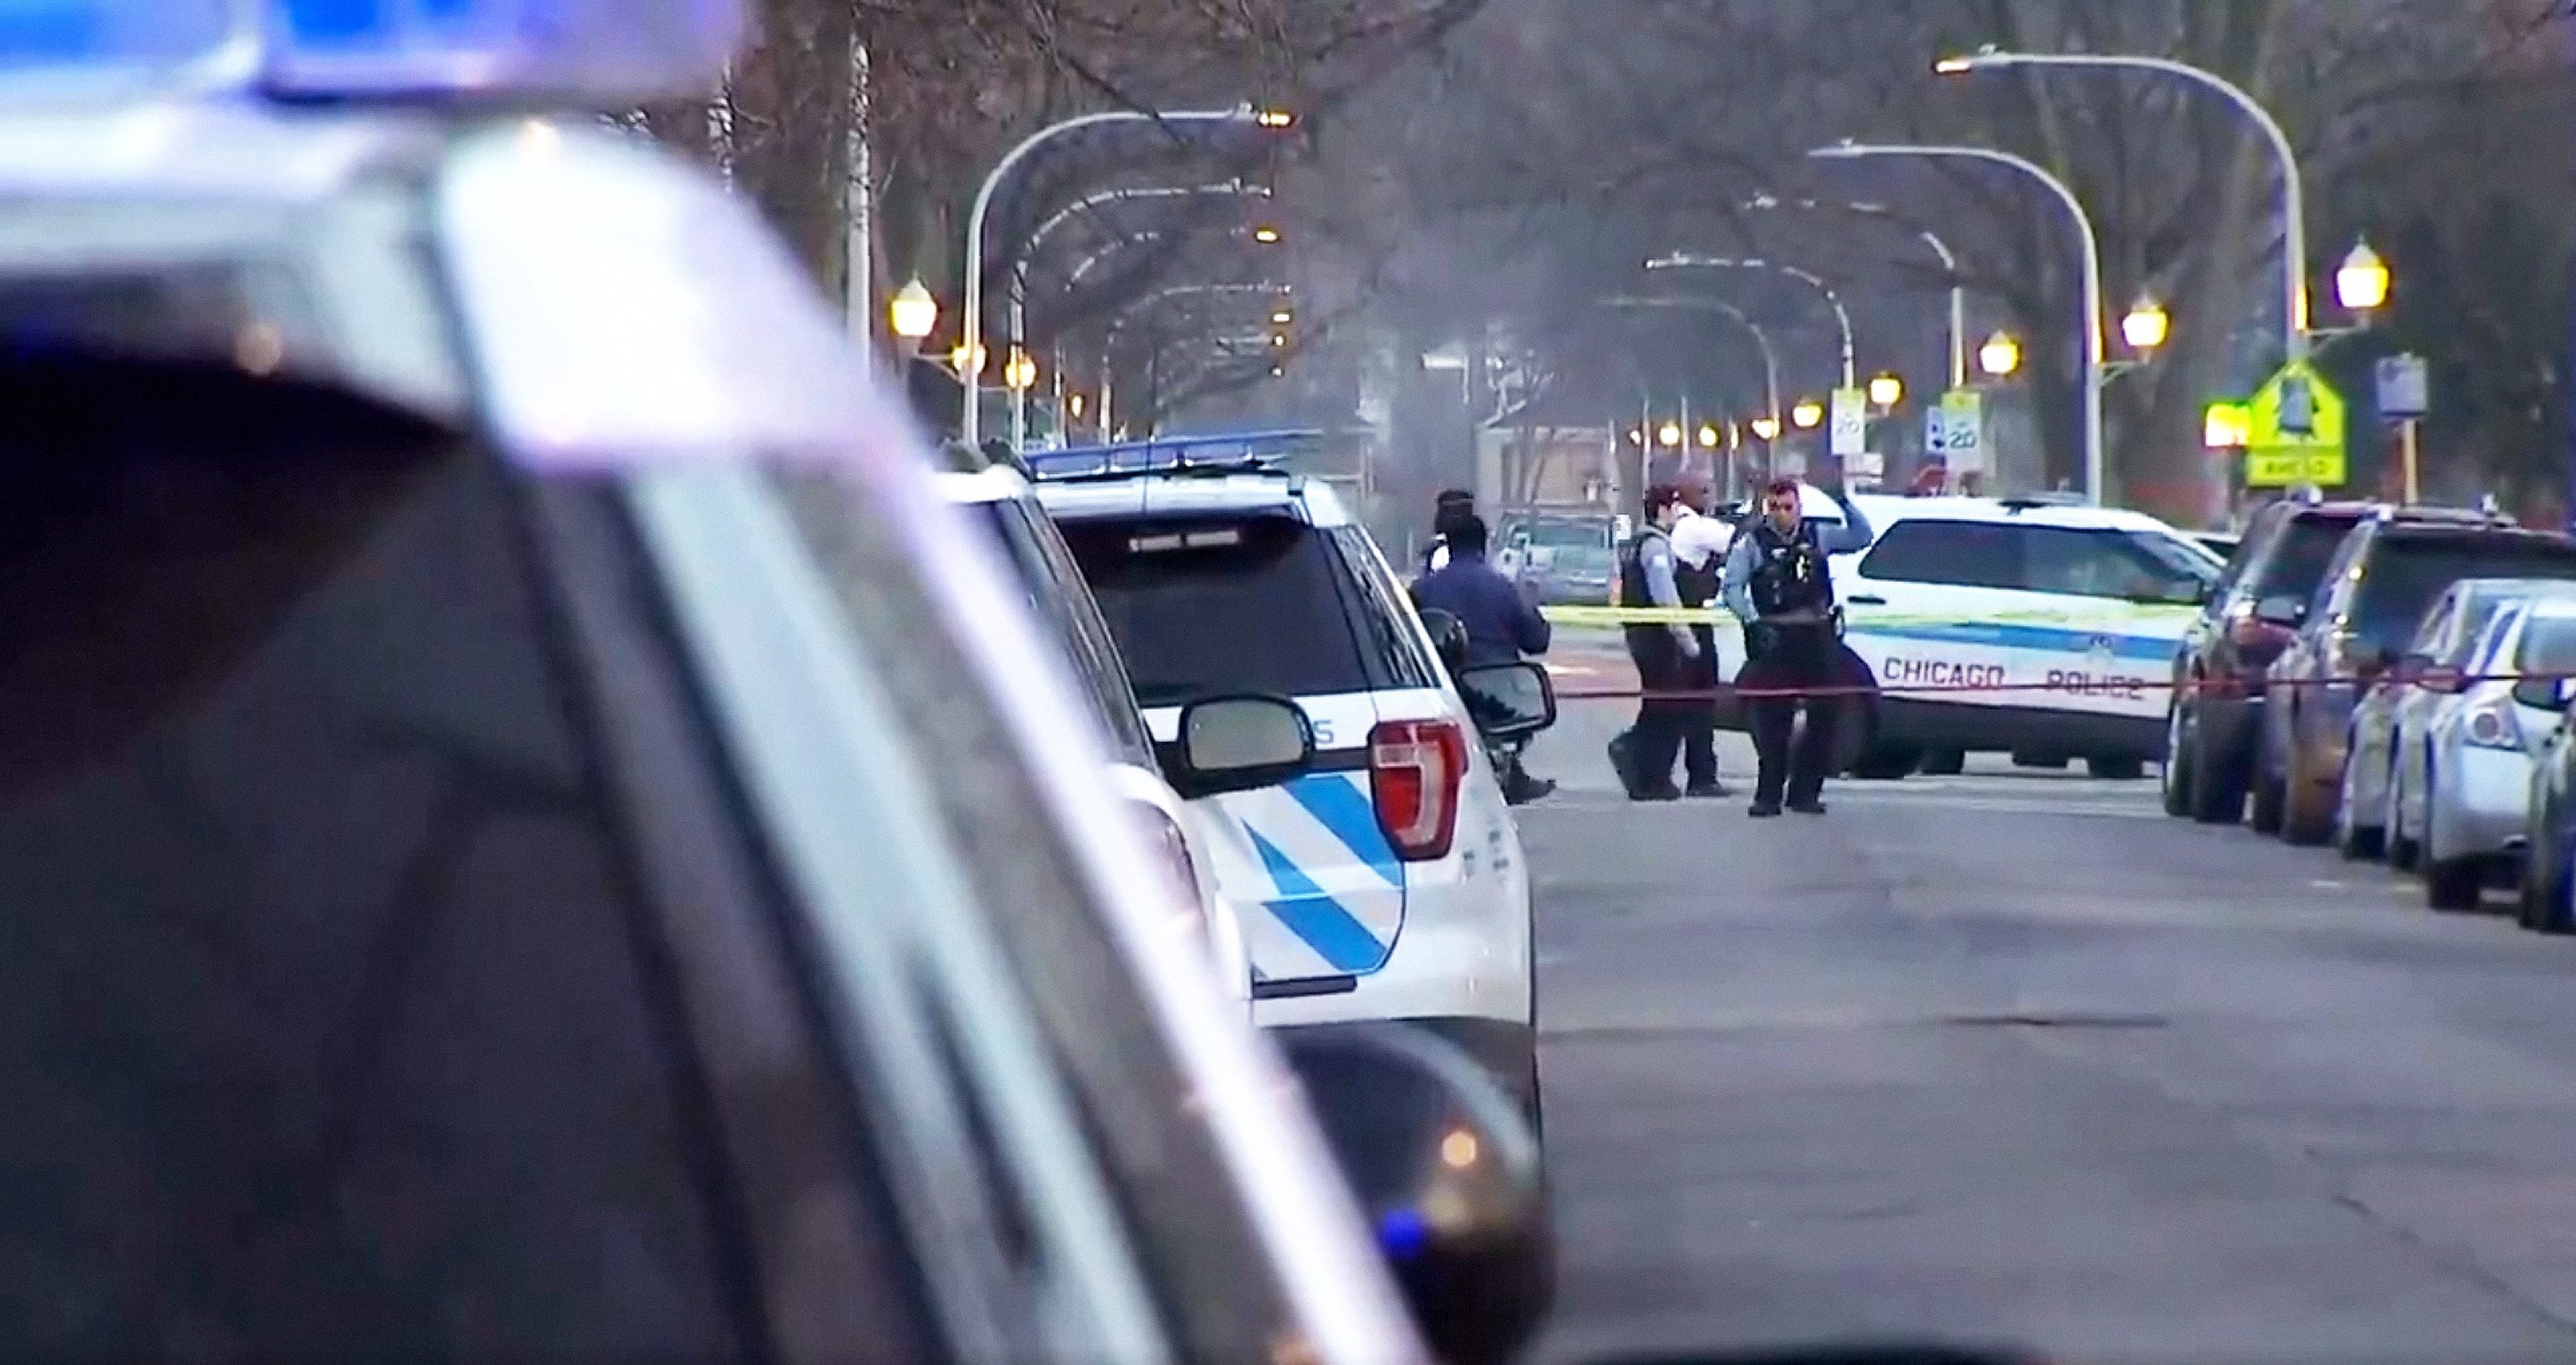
top-left (1812, 142), bottom-right (2107, 504)
top-left (2120, 296), bottom-right (2170, 352)
top-left (959, 103), bottom-right (1284, 446)
top-left (1751, 414), bottom-right (1782, 441)
top-left (1792, 398), bottom-right (1824, 430)
top-left (1647, 255), bottom-right (1857, 390)
top-left (1936, 48), bottom-right (2310, 361)
top-left (1003, 346), bottom-right (1040, 393)
top-left (1979, 330), bottom-right (2022, 378)
top-left (1252, 224), bottom-right (1284, 245)
top-left (949, 340), bottom-right (988, 378)
top-left (2336, 241), bottom-right (2391, 315)
top-left (1745, 193), bottom-right (1970, 388)
top-left (888, 278), bottom-right (939, 352)
top-left (1868, 372), bottom-right (1904, 408)
top-left (1698, 422), bottom-right (1722, 449)
top-left (1657, 421), bottom-right (1684, 449)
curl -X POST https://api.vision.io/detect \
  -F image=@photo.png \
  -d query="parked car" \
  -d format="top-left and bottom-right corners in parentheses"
top-left (2517, 679), bottom-right (2576, 933)
top-left (2195, 531), bottom-right (2241, 561)
top-left (1498, 511), bottom-right (1619, 605)
top-left (2165, 499), bottom-right (2387, 824)
top-left (933, 445), bottom-right (1252, 1002)
top-left (2385, 599), bottom-right (2576, 908)
top-left (2256, 509), bottom-right (2574, 843)
top-left (1034, 436), bottom-right (1556, 1132)
top-left (2340, 578), bottom-right (2576, 860)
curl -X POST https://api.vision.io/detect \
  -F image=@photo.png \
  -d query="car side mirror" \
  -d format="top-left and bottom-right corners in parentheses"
top-left (1166, 694), bottom-right (1314, 798)
top-left (1456, 660), bottom-right (1557, 741)
top-left (1277, 1023), bottom-right (1551, 1365)
top-left (2514, 675), bottom-right (2570, 713)
top-left (1420, 607), bottom-right (1470, 673)
top-left (2254, 594), bottom-right (2308, 628)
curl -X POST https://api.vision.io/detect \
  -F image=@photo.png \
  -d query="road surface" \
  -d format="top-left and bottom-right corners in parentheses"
top-left (1524, 631), bottom-right (2576, 1363)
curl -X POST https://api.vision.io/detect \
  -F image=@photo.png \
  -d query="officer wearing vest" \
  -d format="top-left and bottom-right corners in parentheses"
top-left (1722, 476), bottom-right (1874, 817)
top-left (1667, 486), bottom-right (1734, 795)
top-left (1607, 485), bottom-right (1719, 801)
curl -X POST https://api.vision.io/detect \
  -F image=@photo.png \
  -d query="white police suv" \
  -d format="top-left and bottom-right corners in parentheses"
top-left (1712, 493), bottom-right (2222, 777)
top-left (1034, 434), bottom-right (1548, 1119)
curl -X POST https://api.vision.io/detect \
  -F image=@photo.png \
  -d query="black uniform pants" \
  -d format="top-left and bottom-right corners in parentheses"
top-left (1740, 626), bottom-right (1840, 807)
top-left (1680, 624), bottom-right (1721, 788)
top-left (1622, 629), bottom-right (1696, 794)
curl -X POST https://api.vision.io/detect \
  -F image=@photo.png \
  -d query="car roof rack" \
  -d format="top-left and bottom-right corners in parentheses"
top-left (1022, 429), bottom-right (1323, 483)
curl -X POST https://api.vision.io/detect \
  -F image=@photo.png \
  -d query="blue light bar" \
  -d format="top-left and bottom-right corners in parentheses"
top-left (0, 0), bottom-right (740, 103)
top-left (1025, 429), bottom-right (1324, 481)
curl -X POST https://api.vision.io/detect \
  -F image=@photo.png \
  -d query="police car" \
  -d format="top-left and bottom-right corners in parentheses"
top-left (1033, 434), bottom-right (1551, 1122)
top-left (932, 446), bottom-right (1253, 1004)
top-left (1710, 492), bottom-right (2222, 777)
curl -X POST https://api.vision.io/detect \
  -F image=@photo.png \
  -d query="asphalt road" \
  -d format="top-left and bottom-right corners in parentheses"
top-left (1520, 633), bottom-right (2576, 1365)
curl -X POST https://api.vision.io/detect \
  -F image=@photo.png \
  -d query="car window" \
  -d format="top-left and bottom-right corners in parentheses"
top-left (2353, 535), bottom-right (2576, 651)
top-left (1329, 525), bottom-right (1440, 690)
top-left (961, 496), bottom-right (1158, 766)
top-left (2519, 616), bottom-right (2576, 677)
top-left (2258, 513), bottom-right (2367, 603)
top-left (0, 361), bottom-right (764, 1358)
top-left (1061, 515), bottom-right (1390, 705)
top-left (1855, 520), bottom-right (2021, 588)
top-left (772, 478), bottom-right (1304, 1361)
top-left (2411, 593), bottom-right (2459, 656)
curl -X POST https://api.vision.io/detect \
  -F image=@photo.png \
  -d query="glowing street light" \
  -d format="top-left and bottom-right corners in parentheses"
top-left (1791, 398), bottom-right (1824, 430)
top-left (2336, 241), bottom-right (2391, 314)
top-left (1657, 421), bottom-right (1684, 449)
top-left (888, 278), bottom-right (939, 346)
top-left (1868, 372), bottom-right (1904, 408)
top-left (1002, 347), bottom-right (1039, 392)
top-left (1978, 330), bottom-right (2022, 378)
top-left (1698, 422), bottom-right (1723, 449)
top-left (1750, 414), bottom-right (1782, 441)
top-left (1254, 107), bottom-right (1297, 129)
top-left (1252, 225), bottom-right (1284, 245)
top-left (949, 340), bottom-right (989, 378)
top-left (2120, 296), bottom-right (2170, 352)
top-left (1270, 306), bottom-right (1295, 326)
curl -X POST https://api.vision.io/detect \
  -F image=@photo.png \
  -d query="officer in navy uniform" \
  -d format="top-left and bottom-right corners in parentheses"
top-left (1607, 485), bottom-right (1700, 801)
top-left (1722, 474), bottom-right (1875, 817)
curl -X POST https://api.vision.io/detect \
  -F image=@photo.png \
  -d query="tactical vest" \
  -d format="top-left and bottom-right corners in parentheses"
top-left (1746, 521), bottom-right (1835, 619)
top-left (1616, 527), bottom-right (1665, 615)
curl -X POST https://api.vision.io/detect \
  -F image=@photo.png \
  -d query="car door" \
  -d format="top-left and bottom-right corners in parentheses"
top-left (1840, 518), bottom-right (2029, 708)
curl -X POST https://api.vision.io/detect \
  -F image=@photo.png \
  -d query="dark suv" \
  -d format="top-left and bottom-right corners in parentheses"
top-left (2165, 500), bottom-right (2383, 823)
top-left (2255, 511), bottom-right (2576, 842)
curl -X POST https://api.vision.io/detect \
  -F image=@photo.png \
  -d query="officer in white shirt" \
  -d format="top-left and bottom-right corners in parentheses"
top-left (1666, 485), bottom-right (1734, 794)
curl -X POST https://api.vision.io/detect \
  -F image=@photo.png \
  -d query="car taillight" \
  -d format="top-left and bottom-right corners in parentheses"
top-left (1128, 799), bottom-right (1212, 950)
top-left (1370, 718), bottom-right (1469, 862)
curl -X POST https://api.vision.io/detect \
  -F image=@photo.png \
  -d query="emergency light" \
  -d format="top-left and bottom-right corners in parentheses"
top-left (0, 0), bottom-right (740, 103)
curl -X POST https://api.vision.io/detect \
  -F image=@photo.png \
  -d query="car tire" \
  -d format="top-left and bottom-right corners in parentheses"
top-left (2088, 755), bottom-right (2147, 781)
top-left (2162, 701), bottom-right (2195, 817)
top-left (2249, 764), bottom-right (2286, 835)
top-left (1849, 745), bottom-right (1921, 781)
top-left (2281, 746), bottom-right (2336, 847)
top-left (2335, 754), bottom-right (2384, 860)
top-left (2187, 714), bottom-right (2249, 825)
top-left (2425, 856), bottom-right (2484, 911)
top-left (1920, 748), bottom-right (1967, 777)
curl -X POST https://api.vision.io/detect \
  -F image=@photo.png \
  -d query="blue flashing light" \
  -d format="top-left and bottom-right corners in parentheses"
top-left (1376, 1208), bottom-right (1430, 1262)
top-left (1023, 428), bottom-right (1324, 482)
top-left (0, 0), bottom-right (741, 103)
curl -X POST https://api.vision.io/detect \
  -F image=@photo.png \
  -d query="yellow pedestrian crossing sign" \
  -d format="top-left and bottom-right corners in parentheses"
top-left (2244, 359), bottom-right (2347, 488)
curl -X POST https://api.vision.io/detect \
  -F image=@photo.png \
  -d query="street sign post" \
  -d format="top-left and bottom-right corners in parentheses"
top-left (1829, 387), bottom-right (1866, 458)
top-left (2244, 359), bottom-right (2346, 488)
top-left (2375, 353), bottom-right (2430, 501)
top-left (1937, 389), bottom-right (1984, 474)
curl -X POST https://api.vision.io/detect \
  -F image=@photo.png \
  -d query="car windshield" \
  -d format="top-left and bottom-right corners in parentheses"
top-left (1060, 516), bottom-right (1380, 706)
top-left (2254, 513), bottom-right (2367, 600)
top-left (2356, 535), bottom-right (2576, 649)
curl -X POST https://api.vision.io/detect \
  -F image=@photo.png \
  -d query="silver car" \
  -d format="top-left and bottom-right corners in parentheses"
top-left (2391, 600), bottom-right (2576, 909)
top-left (2343, 578), bottom-right (2576, 861)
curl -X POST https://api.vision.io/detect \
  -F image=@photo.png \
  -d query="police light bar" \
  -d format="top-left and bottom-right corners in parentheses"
top-left (0, 0), bottom-right (740, 103)
top-left (1023, 429), bottom-right (1323, 482)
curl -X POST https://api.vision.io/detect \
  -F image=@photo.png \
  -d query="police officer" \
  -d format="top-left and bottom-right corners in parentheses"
top-left (1412, 514), bottom-right (1557, 803)
top-left (1666, 484), bottom-right (1735, 796)
top-left (1722, 475), bottom-right (1875, 817)
top-left (1607, 485), bottom-right (1700, 801)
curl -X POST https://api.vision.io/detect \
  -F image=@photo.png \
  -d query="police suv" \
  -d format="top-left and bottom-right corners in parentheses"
top-left (1712, 493), bottom-right (2223, 777)
top-left (1033, 435), bottom-right (1550, 1121)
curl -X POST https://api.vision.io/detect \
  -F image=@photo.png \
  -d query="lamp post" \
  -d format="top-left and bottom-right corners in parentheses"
top-left (1979, 330), bottom-right (2022, 379)
top-left (1746, 194), bottom-right (1969, 388)
top-left (959, 104), bottom-right (1283, 447)
top-left (1646, 255), bottom-right (1857, 390)
top-left (1811, 142), bottom-right (2107, 504)
top-left (1099, 282), bottom-right (1284, 437)
top-left (1792, 398), bottom-right (1824, 430)
top-left (887, 278), bottom-right (938, 357)
top-left (1936, 49), bottom-right (2309, 362)
top-left (1868, 372), bottom-right (1905, 410)
top-left (2331, 241), bottom-right (2413, 500)
top-left (1603, 295), bottom-right (1782, 500)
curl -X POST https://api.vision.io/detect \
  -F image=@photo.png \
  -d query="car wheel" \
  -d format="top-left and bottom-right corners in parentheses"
top-left (2336, 768), bottom-right (2386, 861)
top-left (2188, 711), bottom-right (2249, 825)
top-left (2162, 701), bottom-right (2195, 817)
top-left (1849, 744), bottom-right (1922, 781)
top-left (2543, 836), bottom-right (2576, 935)
top-left (2385, 754), bottom-right (2420, 872)
top-left (1919, 748), bottom-right (1967, 777)
top-left (2249, 763), bottom-right (2286, 835)
top-left (2088, 755), bottom-right (2147, 781)
top-left (2422, 779), bottom-right (2484, 911)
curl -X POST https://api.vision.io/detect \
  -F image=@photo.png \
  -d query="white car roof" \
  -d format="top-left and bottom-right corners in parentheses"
top-left (1851, 493), bottom-right (2189, 535)
top-left (1035, 469), bottom-right (1356, 527)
